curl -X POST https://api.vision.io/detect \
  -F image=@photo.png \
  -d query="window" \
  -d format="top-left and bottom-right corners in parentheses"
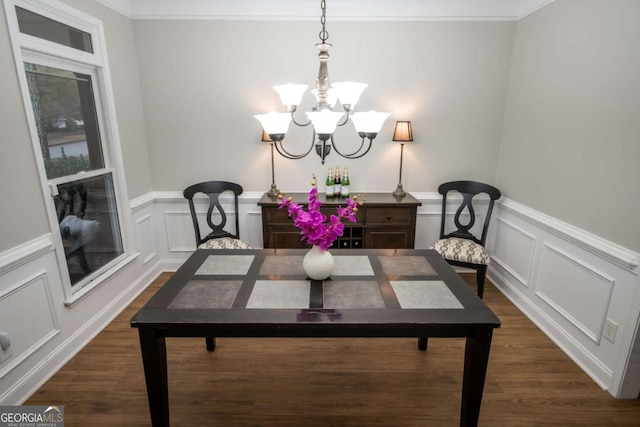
top-left (24, 64), bottom-right (104, 179)
top-left (15, 6), bottom-right (93, 53)
top-left (54, 174), bottom-right (123, 286)
top-left (6, 0), bottom-right (130, 299)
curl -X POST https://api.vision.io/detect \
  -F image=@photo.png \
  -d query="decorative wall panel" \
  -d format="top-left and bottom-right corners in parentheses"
top-left (164, 211), bottom-right (197, 252)
top-left (0, 271), bottom-right (59, 379)
top-left (493, 217), bottom-right (537, 287)
top-left (536, 244), bottom-right (614, 344)
top-left (136, 214), bottom-right (156, 265)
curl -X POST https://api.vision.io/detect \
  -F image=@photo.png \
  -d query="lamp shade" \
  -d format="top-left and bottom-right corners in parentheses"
top-left (332, 82), bottom-right (368, 106)
top-left (255, 112), bottom-right (292, 135)
top-left (305, 110), bottom-right (345, 134)
top-left (273, 84), bottom-right (308, 107)
top-left (261, 130), bottom-right (273, 142)
top-left (392, 121), bottom-right (413, 142)
top-left (351, 111), bottom-right (390, 133)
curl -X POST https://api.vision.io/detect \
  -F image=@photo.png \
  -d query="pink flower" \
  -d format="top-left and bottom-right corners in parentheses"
top-left (279, 183), bottom-right (360, 251)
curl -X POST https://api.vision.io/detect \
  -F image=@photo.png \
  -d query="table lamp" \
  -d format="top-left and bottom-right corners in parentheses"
top-left (392, 121), bottom-right (413, 197)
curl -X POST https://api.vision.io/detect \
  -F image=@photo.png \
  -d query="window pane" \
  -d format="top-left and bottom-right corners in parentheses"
top-left (55, 173), bottom-right (124, 287)
top-left (25, 63), bottom-right (104, 179)
top-left (16, 6), bottom-right (93, 53)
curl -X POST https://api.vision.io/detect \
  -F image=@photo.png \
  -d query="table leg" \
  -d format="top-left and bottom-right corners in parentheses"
top-left (460, 327), bottom-right (493, 427)
top-left (205, 336), bottom-right (216, 351)
top-left (138, 328), bottom-right (170, 427)
top-left (418, 337), bottom-right (428, 351)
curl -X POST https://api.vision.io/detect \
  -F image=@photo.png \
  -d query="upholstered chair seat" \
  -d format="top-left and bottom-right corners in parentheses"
top-left (198, 236), bottom-right (252, 250)
top-left (431, 237), bottom-right (490, 265)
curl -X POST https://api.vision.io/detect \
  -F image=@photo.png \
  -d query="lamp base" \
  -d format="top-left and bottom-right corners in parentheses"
top-left (392, 184), bottom-right (406, 197)
top-left (267, 183), bottom-right (279, 197)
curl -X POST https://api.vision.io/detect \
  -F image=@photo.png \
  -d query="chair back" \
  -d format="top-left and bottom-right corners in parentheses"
top-left (438, 181), bottom-right (501, 246)
top-left (183, 181), bottom-right (244, 247)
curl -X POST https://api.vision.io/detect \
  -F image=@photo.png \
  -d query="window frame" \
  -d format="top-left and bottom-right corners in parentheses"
top-left (22, 55), bottom-right (110, 180)
top-left (4, 0), bottom-right (136, 304)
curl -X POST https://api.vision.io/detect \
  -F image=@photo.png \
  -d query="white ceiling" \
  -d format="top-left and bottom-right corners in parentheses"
top-left (96, 0), bottom-right (556, 21)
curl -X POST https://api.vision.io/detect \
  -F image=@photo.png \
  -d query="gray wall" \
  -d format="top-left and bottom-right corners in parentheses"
top-left (0, 0), bottom-right (152, 253)
top-left (133, 19), bottom-right (514, 194)
top-left (3, 0), bottom-right (638, 254)
top-left (496, 0), bottom-right (640, 252)
top-left (0, 4), bottom-right (49, 251)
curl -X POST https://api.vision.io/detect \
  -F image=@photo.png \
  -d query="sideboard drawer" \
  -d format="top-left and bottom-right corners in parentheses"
top-left (263, 206), bottom-right (291, 223)
top-left (320, 207), bottom-right (364, 224)
top-left (366, 207), bottom-right (413, 225)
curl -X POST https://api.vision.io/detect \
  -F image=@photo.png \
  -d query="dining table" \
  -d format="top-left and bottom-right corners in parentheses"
top-left (131, 248), bottom-right (501, 427)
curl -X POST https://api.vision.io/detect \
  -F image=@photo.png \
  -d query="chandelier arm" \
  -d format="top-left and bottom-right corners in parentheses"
top-left (273, 137), bottom-right (315, 159)
top-left (336, 110), bottom-right (351, 127)
top-left (291, 112), bottom-right (312, 127)
top-left (330, 134), bottom-right (371, 159)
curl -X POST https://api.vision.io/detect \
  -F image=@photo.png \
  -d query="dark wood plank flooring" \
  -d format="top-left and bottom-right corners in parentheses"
top-left (26, 272), bottom-right (640, 426)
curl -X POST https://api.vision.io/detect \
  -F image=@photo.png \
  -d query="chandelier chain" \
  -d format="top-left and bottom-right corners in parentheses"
top-left (319, 0), bottom-right (329, 43)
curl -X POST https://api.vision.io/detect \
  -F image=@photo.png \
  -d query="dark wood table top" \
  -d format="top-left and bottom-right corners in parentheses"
top-left (131, 249), bottom-right (500, 336)
top-left (257, 192), bottom-right (422, 207)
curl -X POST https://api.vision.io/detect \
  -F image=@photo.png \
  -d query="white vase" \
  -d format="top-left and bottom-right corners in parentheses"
top-left (303, 245), bottom-right (334, 280)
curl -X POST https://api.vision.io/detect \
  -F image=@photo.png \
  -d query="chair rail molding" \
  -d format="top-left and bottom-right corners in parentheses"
top-left (0, 235), bottom-right (54, 276)
top-left (498, 198), bottom-right (639, 273)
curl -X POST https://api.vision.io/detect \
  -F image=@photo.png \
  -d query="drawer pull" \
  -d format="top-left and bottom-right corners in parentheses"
top-left (386, 214), bottom-right (391, 219)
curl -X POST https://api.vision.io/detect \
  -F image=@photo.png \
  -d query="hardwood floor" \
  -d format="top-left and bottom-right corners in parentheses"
top-left (27, 272), bottom-right (640, 426)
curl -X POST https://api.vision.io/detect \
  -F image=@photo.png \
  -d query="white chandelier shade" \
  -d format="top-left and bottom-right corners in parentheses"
top-left (331, 82), bottom-right (368, 109)
top-left (254, 112), bottom-right (291, 135)
top-left (351, 111), bottom-right (391, 134)
top-left (273, 84), bottom-right (309, 109)
top-left (306, 110), bottom-right (345, 135)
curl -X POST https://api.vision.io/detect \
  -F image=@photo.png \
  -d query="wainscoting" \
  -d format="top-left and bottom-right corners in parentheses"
top-left (488, 198), bottom-right (640, 398)
top-left (1, 190), bottom-right (638, 404)
top-left (0, 200), bottom-right (162, 405)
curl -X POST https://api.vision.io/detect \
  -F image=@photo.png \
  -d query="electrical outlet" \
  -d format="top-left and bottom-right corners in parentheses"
top-left (0, 346), bottom-right (13, 364)
top-left (603, 318), bottom-right (618, 343)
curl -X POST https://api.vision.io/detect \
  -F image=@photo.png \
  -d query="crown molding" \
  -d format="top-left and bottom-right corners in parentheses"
top-left (94, 0), bottom-right (132, 17)
top-left (94, 0), bottom-right (556, 21)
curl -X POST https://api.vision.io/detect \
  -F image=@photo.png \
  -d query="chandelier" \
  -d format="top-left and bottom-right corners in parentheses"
top-left (255, 0), bottom-right (390, 164)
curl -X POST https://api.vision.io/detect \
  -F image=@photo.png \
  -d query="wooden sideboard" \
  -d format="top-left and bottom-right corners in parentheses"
top-left (258, 192), bottom-right (422, 249)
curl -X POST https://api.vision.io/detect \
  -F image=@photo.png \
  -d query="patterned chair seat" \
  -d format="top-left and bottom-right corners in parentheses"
top-left (198, 237), bottom-right (252, 250)
top-left (431, 237), bottom-right (490, 265)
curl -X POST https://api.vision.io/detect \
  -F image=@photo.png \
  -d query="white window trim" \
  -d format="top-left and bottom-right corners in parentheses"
top-left (4, 0), bottom-right (137, 303)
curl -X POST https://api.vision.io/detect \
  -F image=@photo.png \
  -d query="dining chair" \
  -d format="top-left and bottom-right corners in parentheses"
top-left (184, 181), bottom-right (252, 351)
top-left (183, 181), bottom-right (252, 250)
top-left (430, 180), bottom-right (501, 299)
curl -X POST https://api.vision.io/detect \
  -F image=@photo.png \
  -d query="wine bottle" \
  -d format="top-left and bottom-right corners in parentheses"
top-left (325, 167), bottom-right (335, 198)
top-left (334, 165), bottom-right (342, 198)
top-left (341, 167), bottom-right (350, 197)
